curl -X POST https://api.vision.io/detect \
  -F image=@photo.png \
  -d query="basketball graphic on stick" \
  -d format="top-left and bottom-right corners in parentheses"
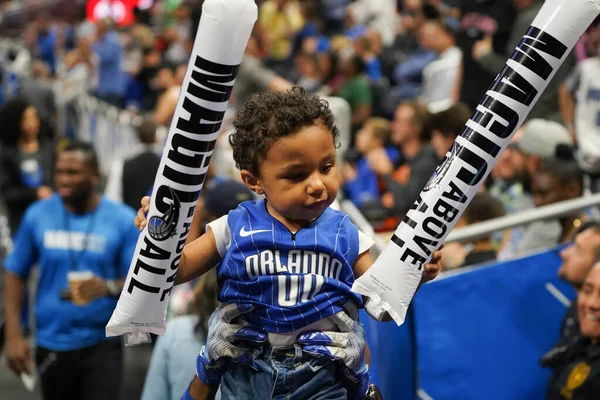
top-left (148, 186), bottom-right (180, 241)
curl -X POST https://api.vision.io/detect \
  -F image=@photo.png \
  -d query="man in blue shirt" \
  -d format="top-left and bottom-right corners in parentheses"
top-left (3, 141), bottom-right (139, 400)
top-left (33, 14), bottom-right (57, 76)
top-left (93, 17), bottom-right (125, 107)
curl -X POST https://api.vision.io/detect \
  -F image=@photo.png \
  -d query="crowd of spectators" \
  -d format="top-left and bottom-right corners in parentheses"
top-left (1, 0), bottom-right (600, 399)
top-left (1, 0), bottom-right (598, 269)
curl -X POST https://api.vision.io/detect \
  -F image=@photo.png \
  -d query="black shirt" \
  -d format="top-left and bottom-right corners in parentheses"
top-left (122, 150), bottom-right (161, 210)
top-left (542, 335), bottom-right (600, 400)
top-left (542, 303), bottom-right (600, 400)
top-left (0, 141), bottom-right (55, 233)
top-left (463, 249), bottom-right (497, 267)
top-left (457, 0), bottom-right (516, 110)
top-left (561, 303), bottom-right (581, 341)
top-left (384, 144), bottom-right (439, 217)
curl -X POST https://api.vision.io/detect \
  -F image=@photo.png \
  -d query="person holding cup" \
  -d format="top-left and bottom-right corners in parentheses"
top-left (67, 270), bottom-right (96, 306)
top-left (2, 141), bottom-right (139, 400)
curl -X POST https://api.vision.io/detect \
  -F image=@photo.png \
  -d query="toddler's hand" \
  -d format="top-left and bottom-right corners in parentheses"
top-left (421, 243), bottom-right (443, 284)
top-left (134, 196), bottom-right (151, 231)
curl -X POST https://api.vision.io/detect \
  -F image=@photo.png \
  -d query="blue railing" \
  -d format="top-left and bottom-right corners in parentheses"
top-left (361, 246), bottom-right (574, 400)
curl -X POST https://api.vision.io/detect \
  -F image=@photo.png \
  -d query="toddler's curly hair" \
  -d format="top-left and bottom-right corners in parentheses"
top-left (230, 86), bottom-right (340, 176)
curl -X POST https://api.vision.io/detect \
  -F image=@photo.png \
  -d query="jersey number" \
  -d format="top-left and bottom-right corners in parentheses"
top-left (277, 275), bottom-right (324, 307)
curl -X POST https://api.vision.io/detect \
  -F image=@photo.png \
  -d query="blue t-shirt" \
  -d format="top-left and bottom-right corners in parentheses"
top-left (212, 200), bottom-right (363, 333)
top-left (393, 50), bottom-right (438, 99)
top-left (344, 146), bottom-right (400, 207)
top-left (4, 195), bottom-right (139, 351)
top-left (19, 153), bottom-right (44, 189)
top-left (37, 29), bottom-right (57, 75)
top-left (365, 57), bottom-right (382, 81)
top-left (93, 31), bottom-right (124, 96)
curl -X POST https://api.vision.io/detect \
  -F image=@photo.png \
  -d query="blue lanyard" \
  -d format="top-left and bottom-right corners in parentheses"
top-left (63, 202), bottom-right (99, 272)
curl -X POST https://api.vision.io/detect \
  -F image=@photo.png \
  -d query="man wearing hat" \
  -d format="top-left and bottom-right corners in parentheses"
top-left (512, 119), bottom-right (588, 254)
top-left (202, 180), bottom-right (255, 226)
top-left (514, 118), bottom-right (575, 177)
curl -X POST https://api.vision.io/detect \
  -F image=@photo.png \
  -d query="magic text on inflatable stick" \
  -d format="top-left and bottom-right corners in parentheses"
top-left (106, 0), bottom-right (257, 339)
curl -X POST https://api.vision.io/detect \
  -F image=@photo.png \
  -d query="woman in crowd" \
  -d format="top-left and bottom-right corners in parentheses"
top-left (0, 97), bottom-right (55, 234)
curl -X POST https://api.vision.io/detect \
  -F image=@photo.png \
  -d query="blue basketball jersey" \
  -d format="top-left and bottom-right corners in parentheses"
top-left (214, 199), bottom-right (363, 333)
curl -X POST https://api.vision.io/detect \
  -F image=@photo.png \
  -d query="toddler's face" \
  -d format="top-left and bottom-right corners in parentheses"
top-left (255, 123), bottom-right (339, 228)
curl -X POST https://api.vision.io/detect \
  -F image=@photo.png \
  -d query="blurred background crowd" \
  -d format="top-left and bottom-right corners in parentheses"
top-left (1, 0), bottom-right (600, 399)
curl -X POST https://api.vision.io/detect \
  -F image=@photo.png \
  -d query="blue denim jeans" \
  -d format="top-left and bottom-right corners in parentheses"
top-left (220, 344), bottom-right (348, 400)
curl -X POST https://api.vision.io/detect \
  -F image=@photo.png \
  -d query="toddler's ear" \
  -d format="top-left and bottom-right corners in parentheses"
top-left (240, 170), bottom-right (264, 195)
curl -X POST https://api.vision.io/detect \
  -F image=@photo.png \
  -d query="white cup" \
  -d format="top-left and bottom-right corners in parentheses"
top-left (67, 271), bottom-right (94, 305)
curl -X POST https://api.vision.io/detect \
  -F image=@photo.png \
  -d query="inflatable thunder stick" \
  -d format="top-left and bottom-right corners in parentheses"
top-left (106, 0), bottom-right (257, 340)
top-left (353, 0), bottom-right (600, 325)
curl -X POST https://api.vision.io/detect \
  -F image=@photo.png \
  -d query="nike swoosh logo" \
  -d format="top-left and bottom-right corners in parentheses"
top-left (239, 226), bottom-right (272, 237)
